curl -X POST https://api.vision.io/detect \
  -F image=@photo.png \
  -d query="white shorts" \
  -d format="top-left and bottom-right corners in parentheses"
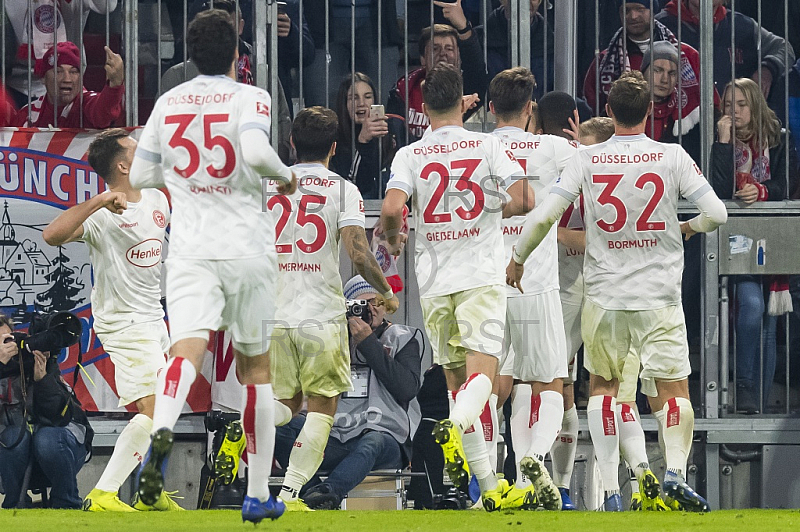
top-left (616, 350), bottom-right (641, 404)
top-left (581, 299), bottom-right (691, 396)
top-left (505, 290), bottom-right (569, 383)
top-left (166, 256), bottom-right (277, 356)
top-left (420, 285), bottom-right (506, 370)
top-left (96, 320), bottom-right (170, 407)
top-left (560, 298), bottom-right (583, 385)
top-left (498, 339), bottom-right (515, 377)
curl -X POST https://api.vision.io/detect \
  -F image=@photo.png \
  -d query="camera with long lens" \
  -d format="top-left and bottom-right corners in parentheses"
top-left (0, 311), bottom-right (82, 378)
top-left (345, 299), bottom-right (372, 324)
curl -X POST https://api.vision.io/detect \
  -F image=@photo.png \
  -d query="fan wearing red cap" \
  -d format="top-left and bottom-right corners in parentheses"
top-left (12, 42), bottom-right (124, 128)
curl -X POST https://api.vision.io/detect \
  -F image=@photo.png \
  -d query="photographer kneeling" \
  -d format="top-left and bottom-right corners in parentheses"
top-left (279, 276), bottom-right (421, 510)
top-left (0, 314), bottom-right (92, 509)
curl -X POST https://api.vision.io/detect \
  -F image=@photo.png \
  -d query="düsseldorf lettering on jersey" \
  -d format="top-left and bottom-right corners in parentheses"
top-left (553, 134), bottom-right (711, 311)
top-left (134, 75), bottom-right (277, 260)
top-left (387, 126), bottom-right (524, 297)
top-left (493, 127), bottom-right (577, 297)
top-left (267, 163), bottom-right (365, 327)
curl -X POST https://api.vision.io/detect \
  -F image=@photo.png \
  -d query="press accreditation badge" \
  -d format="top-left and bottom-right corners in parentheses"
top-left (345, 366), bottom-right (370, 398)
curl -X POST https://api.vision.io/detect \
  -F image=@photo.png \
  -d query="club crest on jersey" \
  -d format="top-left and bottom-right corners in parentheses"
top-left (505, 150), bottom-right (518, 162)
top-left (152, 210), bottom-right (166, 228)
top-left (126, 238), bottom-right (163, 268)
top-left (256, 102), bottom-right (270, 118)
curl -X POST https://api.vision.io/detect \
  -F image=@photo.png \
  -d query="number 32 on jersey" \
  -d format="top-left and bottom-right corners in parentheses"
top-left (592, 172), bottom-right (665, 233)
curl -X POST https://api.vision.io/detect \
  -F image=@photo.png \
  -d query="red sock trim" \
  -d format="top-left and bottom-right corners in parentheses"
top-left (163, 357), bottom-right (184, 398)
top-left (529, 393), bottom-right (542, 428)
top-left (479, 402), bottom-right (493, 441)
top-left (458, 373), bottom-right (482, 394)
top-left (666, 398), bottom-right (680, 428)
top-left (243, 385), bottom-right (257, 454)
top-left (602, 396), bottom-right (616, 436)
top-left (620, 403), bottom-right (636, 423)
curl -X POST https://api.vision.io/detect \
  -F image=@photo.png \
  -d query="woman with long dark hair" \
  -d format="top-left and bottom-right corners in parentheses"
top-left (331, 73), bottom-right (397, 199)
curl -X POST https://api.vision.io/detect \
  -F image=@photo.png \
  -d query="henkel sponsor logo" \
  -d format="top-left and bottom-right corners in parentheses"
top-left (126, 238), bottom-right (162, 268)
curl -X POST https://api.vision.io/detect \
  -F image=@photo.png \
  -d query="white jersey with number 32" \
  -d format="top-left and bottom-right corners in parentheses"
top-left (134, 75), bottom-right (277, 260)
top-left (269, 164), bottom-right (366, 327)
top-left (492, 128), bottom-right (577, 297)
top-left (554, 134), bottom-right (712, 311)
top-left (386, 126), bottom-right (524, 297)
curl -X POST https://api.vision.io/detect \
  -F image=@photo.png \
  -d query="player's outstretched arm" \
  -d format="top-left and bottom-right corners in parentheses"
top-left (240, 129), bottom-right (293, 188)
top-left (341, 225), bottom-right (400, 314)
top-left (380, 189), bottom-right (409, 256)
top-left (43, 191), bottom-right (127, 246)
top-left (682, 188), bottom-right (728, 240)
top-left (513, 192), bottom-right (572, 265)
top-left (502, 178), bottom-right (536, 218)
top-left (557, 227), bottom-right (586, 252)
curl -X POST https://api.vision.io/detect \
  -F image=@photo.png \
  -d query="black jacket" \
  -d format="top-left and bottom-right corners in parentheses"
top-left (330, 126), bottom-right (397, 200)
top-left (710, 130), bottom-right (800, 201)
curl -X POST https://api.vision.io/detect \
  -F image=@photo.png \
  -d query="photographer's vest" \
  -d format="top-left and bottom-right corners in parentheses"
top-left (330, 324), bottom-right (418, 445)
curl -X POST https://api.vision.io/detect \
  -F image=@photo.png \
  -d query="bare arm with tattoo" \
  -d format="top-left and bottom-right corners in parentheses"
top-left (340, 225), bottom-right (400, 313)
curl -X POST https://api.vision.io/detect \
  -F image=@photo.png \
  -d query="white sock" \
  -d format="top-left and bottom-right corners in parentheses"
top-left (526, 389), bottom-right (564, 461)
top-left (587, 395), bottom-right (620, 491)
top-left (482, 394), bottom-right (499, 472)
top-left (242, 383), bottom-right (276, 501)
top-left (628, 466), bottom-right (639, 493)
top-left (510, 384), bottom-right (533, 489)
top-left (280, 412), bottom-right (334, 501)
top-left (95, 414), bottom-right (152, 493)
top-left (661, 397), bottom-right (694, 476)
top-left (653, 408), bottom-right (667, 460)
top-left (551, 405), bottom-right (578, 489)
top-left (462, 416), bottom-right (498, 493)
top-left (616, 403), bottom-right (649, 478)
top-left (274, 400), bottom-right (293, 427)
top-left (152, 357), bottom-right (197, 432)
top-left (449, 373), bottom-right (493, 432)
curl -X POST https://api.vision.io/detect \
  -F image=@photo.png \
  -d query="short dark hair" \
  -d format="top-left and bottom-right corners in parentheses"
top-left (188, 10), bottom-right (237, 76)
top-left (489, 67), bottom-right (536, 121)
top-left (0, 313), bottom-right (13, 332)
top-left (607, 71), bottom-right (650, 127)
top-left (292, 106), bottom-right (339, 162)
top-left (421, 63), bottom-right (463, 113)
top-left (537, 91), bottom-right (577, 137)
top-left (418, 24), bottom-right (458, 60)
top-left (88, 128), bottom-right (130, 183)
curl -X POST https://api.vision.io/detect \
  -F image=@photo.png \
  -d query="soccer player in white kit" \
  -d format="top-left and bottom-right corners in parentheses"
top-left (128, 10), bottom-right (297, 523)
top-left (267, 107), bottom-right (400, 510)
top-left (43, 129), bottom-right (177, 512)
top-left (381, 63), bottom-right (535, 511)
top-left (488, 67), bottom-right (576, 511)
top-left (507, 72), bottom-right (726, 512)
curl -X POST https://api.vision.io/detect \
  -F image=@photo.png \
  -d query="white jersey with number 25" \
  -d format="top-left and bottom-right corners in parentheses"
top-left (554, 134), bottom-right (713, 311)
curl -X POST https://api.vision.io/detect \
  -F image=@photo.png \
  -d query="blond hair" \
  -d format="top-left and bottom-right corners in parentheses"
top-left (722, 77), bottom-right (781, 149)
top-left (579, 117), bottom-right (614, 144)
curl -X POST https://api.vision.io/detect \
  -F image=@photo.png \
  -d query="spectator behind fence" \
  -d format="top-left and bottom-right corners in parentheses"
top-left (281, 275), bottom-right (422, 510)
top-left (331, 73), bottom-right (398, 199)
top-left (656, 0), bottom-right (795, 118)
top-left (275, 0), bottom-right (315, 105)
top-left (161, 0), bottom-right (292, 164)
top-left (0, 314), bottom-right (93, 509)
top-left (302, 0), bottom-right (401, 109)
top-left (476, 0), bottom-right (554, 102)
top-left (639, 40), bottom-right (706, 164)
top-left (710, 78), bottom-right (800, 413)
top-left (387, 22), bottom-right (488, 144)
top-left (790, 58), bottom-right (800, 181)
top-left (583, 0), bottom-right (709, 117)
top-left (4, 0), bottom-right (118, 108)
top-left (10, 41), bottom-right (124, 128)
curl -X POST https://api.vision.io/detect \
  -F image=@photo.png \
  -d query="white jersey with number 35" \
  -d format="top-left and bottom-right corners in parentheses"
top-left (269, 164), bottom-right (366, 327)
top-left (387, 126), bottom-right (524, 298)
top-left (134, 75), bottom-right (277, 260)
top-left (492, 128), bottom-right (577, 297)
top-left (554, 134), bottom-right (712, 311)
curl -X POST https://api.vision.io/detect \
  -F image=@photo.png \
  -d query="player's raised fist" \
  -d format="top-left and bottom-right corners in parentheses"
top-left (104, 46), bottom-right (125, 88)
top-left (101, 191), bottom-right (127, 214)
top-left (277, 173), bottom-right (298, 195)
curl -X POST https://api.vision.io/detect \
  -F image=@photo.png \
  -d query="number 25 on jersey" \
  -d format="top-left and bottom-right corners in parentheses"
top-left (267, 195), bottom-right (328, 254)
